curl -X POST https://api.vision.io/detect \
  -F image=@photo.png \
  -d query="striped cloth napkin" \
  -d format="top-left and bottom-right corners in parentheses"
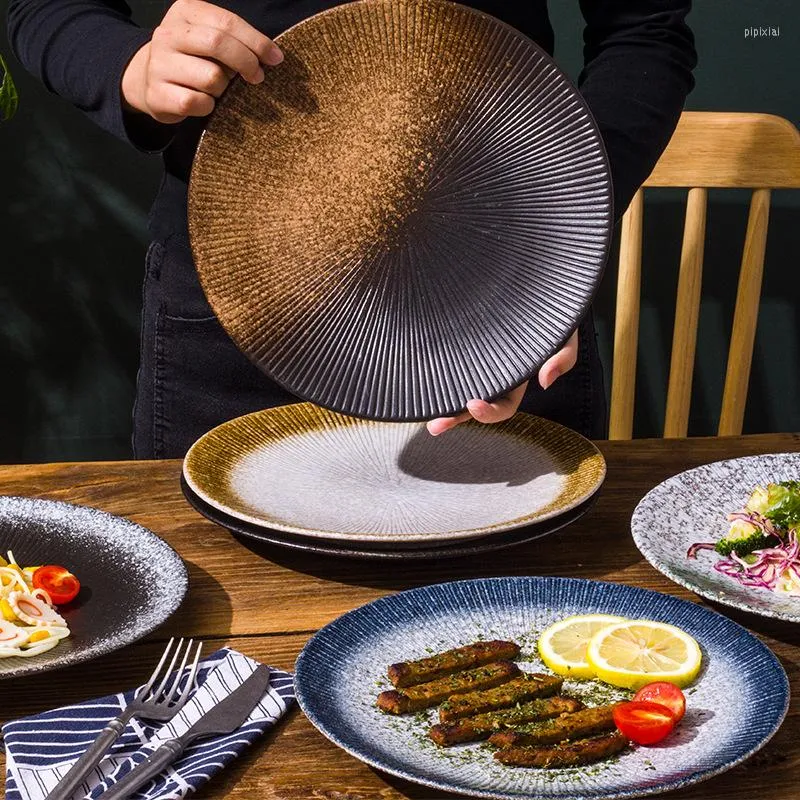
top-left (3, 648), bottom-right (295, 800)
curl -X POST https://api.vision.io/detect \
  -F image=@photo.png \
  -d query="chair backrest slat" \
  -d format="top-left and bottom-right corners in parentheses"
top-left (608, 112), bottom-right (799, 439)
top-left (608, 189), bottom-right (644, 441)
top-left (718, 188), bottom-right (772, 435)
top-left (664, 187), bottom-right (707, 438)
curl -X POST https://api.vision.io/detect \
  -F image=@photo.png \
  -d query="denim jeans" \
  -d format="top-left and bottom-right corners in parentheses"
top-left (133, 236), bottom-right (607, 459)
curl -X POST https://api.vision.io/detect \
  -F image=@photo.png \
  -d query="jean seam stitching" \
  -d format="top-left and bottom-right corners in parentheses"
top-left (134, 241), bottom-right (163, 459)
top-left (153, 307), bottom-right (166, 460)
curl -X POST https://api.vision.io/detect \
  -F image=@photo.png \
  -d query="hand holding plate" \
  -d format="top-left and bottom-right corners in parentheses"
top-left (426, 331), bottom-right (579, 436)
top-left (121, 0), bottom-right (283, 124)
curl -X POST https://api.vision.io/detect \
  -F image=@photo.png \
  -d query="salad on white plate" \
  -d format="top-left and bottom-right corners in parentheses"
top-left (688, 481), bottom-right (800, 594)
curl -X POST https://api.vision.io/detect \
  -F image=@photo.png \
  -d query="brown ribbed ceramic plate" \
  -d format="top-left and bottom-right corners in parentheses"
top-left (188, 0), bottom-right (612, 421)
top-left (182, 403), bottom-right (605, 545)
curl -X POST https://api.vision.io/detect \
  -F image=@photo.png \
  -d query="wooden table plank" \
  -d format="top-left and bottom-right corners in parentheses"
top-left (0, 434), bottom-right (796, 641)
top-left (1, 433), bottom-right (799, 799)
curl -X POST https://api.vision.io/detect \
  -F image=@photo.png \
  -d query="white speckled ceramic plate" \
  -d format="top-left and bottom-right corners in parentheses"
top-left (182, 403), bottom-right (605, 545)
top-left (295, 577), bottom-right (788, 800)
top-left (631, 453), bottom-right (800, 623)
top-left (0, 497), bottom-right (188, 679)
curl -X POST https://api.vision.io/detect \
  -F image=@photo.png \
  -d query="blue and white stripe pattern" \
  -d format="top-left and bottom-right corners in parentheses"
top-left (296, 577), bottom-right (789, 800)
top-left (3, 648), bottom-right (295, 800)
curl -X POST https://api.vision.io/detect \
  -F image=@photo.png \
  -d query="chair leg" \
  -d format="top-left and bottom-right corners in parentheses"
top-left (664, 187), bottom-right (707, 438)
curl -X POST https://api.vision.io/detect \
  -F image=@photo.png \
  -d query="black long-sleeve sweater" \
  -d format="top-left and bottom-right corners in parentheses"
top-left (7, 0), bottom-right (696, 242)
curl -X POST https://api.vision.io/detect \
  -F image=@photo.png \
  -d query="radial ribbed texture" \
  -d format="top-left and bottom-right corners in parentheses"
top-left (181, 476), bottom-right (597, 559)
top-left (188, 0), bottom-right (612, 420)
top-left (182, 403), bottom-right (605, 544)
top-left (295, 577), bottom-right (789, 799)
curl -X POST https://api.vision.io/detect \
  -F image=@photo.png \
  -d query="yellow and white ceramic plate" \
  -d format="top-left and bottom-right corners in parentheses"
top-left (182, 403), bottom-right (605, 545)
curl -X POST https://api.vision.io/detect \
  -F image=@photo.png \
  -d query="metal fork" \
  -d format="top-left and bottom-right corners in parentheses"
top-left (45, 637), bottom-right (202, 800)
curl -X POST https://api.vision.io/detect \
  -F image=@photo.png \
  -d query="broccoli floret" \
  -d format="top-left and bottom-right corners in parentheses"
top-left (715, 519), bottom-right (777, 557)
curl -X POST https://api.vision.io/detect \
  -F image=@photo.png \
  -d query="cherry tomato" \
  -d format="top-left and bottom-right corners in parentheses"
top-left (32, 565), bottom-right (81, 605)
top-left (633, 682), bottom-right (686, 721)
top-left (612, 701), bottom-right (676, 745)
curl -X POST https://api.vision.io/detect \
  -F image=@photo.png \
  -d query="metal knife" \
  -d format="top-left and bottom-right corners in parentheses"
top-left (97, 664), bottom-right (272, 800)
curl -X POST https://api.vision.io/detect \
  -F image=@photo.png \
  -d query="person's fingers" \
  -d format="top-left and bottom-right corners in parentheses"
top-left (427, 410), bottom-right (471, 437)
top-left (177, 0), bottom-right (283, 67)
top-left (538, 331), bottom-right (579, 390)
top-left (465, 382), bottom-right (528, 424)
top-left (166, 24), bottom-right (266, 83)
top-left (426, 382), bottom-right (528, 436)
top-left (152, 53), bottom-right (231, 97)
top-left (144, 82), bottom-right (216, 123)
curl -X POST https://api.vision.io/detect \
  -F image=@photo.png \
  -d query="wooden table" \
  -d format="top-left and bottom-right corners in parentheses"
top-left (2, 433), bottom-right (800, 799)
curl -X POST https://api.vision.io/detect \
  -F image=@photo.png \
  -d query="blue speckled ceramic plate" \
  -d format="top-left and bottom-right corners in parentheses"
top-left (295, 577), bottom-right (788, 800)
top-left (632, 453), bottom-right (800, 623)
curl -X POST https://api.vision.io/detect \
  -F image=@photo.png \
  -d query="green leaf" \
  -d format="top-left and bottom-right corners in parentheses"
top-left (765, 481), bottom-right (800, 529)
top-left (0, 54), bottom-right (19, 122)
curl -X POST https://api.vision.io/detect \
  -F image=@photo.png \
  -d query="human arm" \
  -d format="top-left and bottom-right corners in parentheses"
top-left (7, 0), bottom-right (164, 150)
top-left (6, 0), bottom-right (282, 151)
top-left (578, 0), bottom-right (697, 217)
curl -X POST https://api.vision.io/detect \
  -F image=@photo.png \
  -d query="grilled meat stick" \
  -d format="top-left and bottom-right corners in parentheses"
top-left (439, 673), bottom-right (563, 722)
top-left (429, 696), bottom-right (582, 746)
top-left (387, 641), bottom-right (520, 688)
top-left (488, 703), bottom-right (623, 748)
top-left (494, 731), bottom-right (630, 768)
top-left (377, 661), bottom-right (520, 714)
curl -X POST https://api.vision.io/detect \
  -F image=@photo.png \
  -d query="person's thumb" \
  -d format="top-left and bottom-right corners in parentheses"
top-left (538, 330), bottom-right (579, 390)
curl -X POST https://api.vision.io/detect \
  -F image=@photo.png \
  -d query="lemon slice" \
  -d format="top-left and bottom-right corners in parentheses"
top-left (586, 619), bottom-right (702, 690)
top-left (537, 614), bottom-right (626, 679)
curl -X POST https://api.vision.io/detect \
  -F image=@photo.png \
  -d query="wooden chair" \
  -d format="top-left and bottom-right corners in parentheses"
top-left (608, 111), bottom-right (800, 439)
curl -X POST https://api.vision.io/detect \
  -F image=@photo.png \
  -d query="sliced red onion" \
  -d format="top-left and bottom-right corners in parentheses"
top-left (687, 542), bottom-right (717, 559)
top-left (726, 511), bottom-right (755, 523)
top-left (725, 510), bottom-right (783, 540)
top-left (690, 502), bottom-right (798, 594)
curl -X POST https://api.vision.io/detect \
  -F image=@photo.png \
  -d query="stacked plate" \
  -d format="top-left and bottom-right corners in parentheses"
top-left (181, 403), bottom-right (605, 560)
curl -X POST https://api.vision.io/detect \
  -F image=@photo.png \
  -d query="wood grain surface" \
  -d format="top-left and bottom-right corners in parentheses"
top-left (2, 433), bottom-right (800, 799)
top-left (645, 112), bottom-right (800, 189)
top-left (608, 188), bottom-right (644, 441)
top-left (664, 186), bottom-right (707, 438)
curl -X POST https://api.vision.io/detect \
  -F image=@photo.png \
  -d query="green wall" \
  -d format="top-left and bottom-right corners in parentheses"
top-left (0, 0), bottom-right (797, 462)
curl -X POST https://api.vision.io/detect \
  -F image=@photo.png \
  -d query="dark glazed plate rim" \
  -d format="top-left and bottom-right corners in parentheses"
top-left (188, 0), bottom-right (613, 421)
top-left (180, 474), bottom-right (597, 560)
top-left (0, 496), bottom-right (188, 680)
